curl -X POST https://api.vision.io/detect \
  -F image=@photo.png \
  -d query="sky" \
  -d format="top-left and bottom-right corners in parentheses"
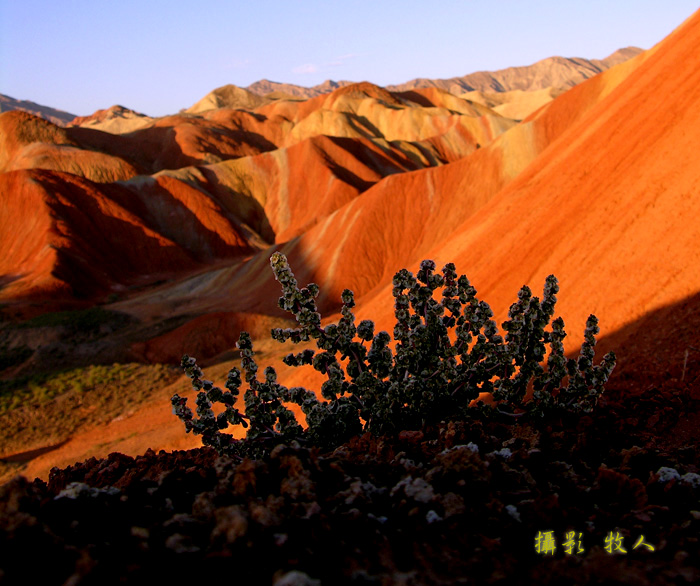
top-left (1, 1), bottom-right (698, 117)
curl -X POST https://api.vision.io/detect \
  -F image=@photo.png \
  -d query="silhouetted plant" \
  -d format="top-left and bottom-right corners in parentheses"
top-left (172, 252), bottom-right (616, 457)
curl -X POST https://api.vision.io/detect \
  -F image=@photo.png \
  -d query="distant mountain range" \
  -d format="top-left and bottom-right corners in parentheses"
top-left (0, 47), bottom-right (642, 126)
top-left (243, 47), bottom-right (642, 99)
top-left (387, 47), bottom-right (642, 93)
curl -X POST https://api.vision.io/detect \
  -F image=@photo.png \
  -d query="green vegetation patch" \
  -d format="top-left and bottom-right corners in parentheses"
top-left (3, 364), bottom-right (113, 412)
top-left (0, 362), bottom-right (181, 457)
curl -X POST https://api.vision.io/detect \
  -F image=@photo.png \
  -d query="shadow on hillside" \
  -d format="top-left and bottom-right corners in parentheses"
top-left (593, 290), bottom-right (700, 395)
top-left (349, 115), bottom-right (385, 139)
top-left (68, 124), bottom-right (277, 175)
top-left (394, 90), bottom-right (436, 108)
top-left (327, 135), bottom-right (426, 174)
top-left (0, 273), bottom-right (23, 292)
top-left (198, 167), bottom-right (276, 244)
top-left (222, 129), bottom-right (277, 154)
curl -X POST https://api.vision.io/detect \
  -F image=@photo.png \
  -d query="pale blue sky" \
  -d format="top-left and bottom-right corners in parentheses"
top-left (1, 1), bottom-right (698, 117)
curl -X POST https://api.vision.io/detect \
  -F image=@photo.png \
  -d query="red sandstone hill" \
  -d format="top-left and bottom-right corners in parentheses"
top-left (128, 48), bottom-right (649, 330)
top-left (0, 82), bottom-right (512, 303)
top-left (1, 13), bottom-right (699, 481)
top-left (68, 105), bottom-right (153, 133)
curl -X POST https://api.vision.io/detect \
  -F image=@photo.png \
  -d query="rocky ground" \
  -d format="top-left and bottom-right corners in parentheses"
top-left (1, 379), bottom-right (699, 586)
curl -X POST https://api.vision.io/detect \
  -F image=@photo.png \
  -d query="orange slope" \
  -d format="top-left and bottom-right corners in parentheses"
top-left (68, 113), bottom-right (277, 173)
top-left (110, 43), bottom-right (650, 358)
top-left (109, 43), bottom-right (648, 331)
top-left (254, 82), bottom-right (514, 148)
top-left (0, 169), bottom-right (200, 300)
top-left (0, 110), bottom-right (271, 180)
top-left (0, 85), bottom-right (512, 304)
top-left (359, 8), bottom-right (700, 363)
top-left (0, 111), bottom-right (139, 183)
top-left (259, 44), bottom-right (649, 314)
top-left (0, 170), bottom-right (68, 298)
top-left (201, 133), bottom-right (456, 243)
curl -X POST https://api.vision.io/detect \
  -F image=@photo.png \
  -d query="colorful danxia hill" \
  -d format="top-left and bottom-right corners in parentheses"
top-left (0, 15), bottom-right (697, 481)
top-left (0, 10), bottom-right (699, 585)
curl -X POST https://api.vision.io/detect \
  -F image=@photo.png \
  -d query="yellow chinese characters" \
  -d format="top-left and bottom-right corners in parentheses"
top-left (563, 531), bottom-right (584, 555)
top-left (535, 531), bottom-right (656, 556)
top-left (534, 531), bottom-right (557, 555)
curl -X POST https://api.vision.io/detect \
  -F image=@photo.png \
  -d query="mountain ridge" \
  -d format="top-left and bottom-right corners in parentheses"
top-left (68, 105), bottom-right (153, 133)
top-left (240, 47), bottom-right (643, 99)
top-left (386, 46), bottom-right (643, 93)
top-left (1, 47), bottom-right (642, 125)
top-left (0, 93), bottom-right (77, 127)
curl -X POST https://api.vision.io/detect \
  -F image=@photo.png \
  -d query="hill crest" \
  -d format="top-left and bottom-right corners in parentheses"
top-left (0, 93), bottom-right (77, 127)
